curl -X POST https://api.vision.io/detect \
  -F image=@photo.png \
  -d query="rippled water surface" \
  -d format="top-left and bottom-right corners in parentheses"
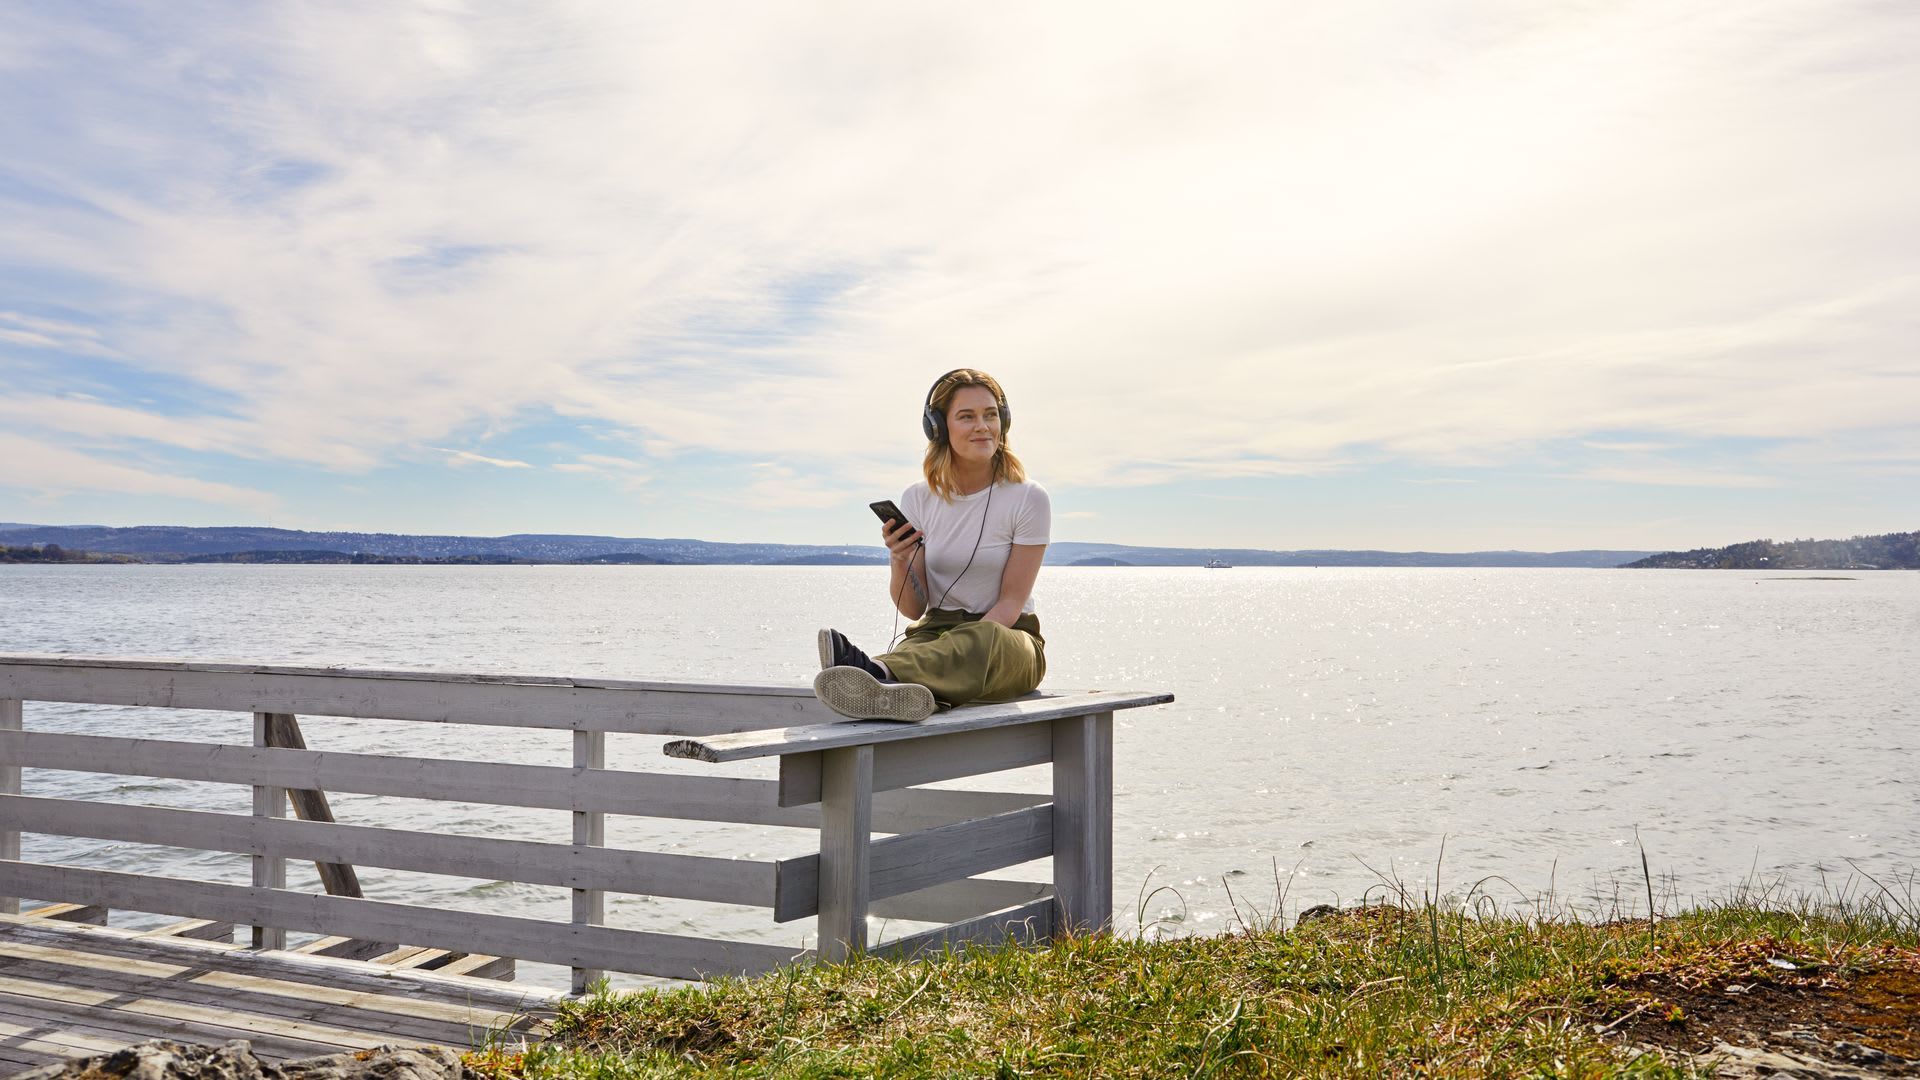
top-left (2, 565), bottom-right (1914, 988)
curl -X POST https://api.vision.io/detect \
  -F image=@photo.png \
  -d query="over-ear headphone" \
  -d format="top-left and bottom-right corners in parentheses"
top-left (921, 369), bottom-right (1013, 443)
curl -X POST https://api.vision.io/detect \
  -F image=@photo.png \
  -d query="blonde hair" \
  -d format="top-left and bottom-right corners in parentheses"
top-left (923, 368), bottom-right (1027, 501)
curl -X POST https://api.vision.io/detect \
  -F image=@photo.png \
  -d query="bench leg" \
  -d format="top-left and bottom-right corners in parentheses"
top-left (816, 745), bottom-right (873, 961)
top-left (1052, 711), bottom-right (1113, 935)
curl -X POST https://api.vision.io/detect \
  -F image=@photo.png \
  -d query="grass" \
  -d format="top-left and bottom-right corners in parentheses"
top-left (465, 878), bottom-right (1919, 1079)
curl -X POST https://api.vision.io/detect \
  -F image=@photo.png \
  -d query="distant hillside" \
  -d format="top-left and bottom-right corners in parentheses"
top-left (0, 543), bottom-right (135, 564)
top-left (1045, 542), bottom-right (1655, 568)
top-left (0, 524), bottom-right (1660, 568)
top-left (180, 550), bottom-right (541, 565)
top-left (0, 525), bottom-right (859, 564)
top-left (1625, 531), bottom-right (1919, 570)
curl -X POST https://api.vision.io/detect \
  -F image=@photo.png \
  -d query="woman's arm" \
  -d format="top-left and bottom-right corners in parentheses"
top-left (883, 519), bottom-right (930, 618)
top-left (984, 543), bottom-right (1046, 627)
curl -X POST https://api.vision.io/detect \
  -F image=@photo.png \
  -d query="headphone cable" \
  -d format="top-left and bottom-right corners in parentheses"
top-left (888, 482), bottom-right (994, 650)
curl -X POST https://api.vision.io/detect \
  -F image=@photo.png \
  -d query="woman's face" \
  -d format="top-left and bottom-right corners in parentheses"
top-left (945, 384), bottom-right (1003, 467)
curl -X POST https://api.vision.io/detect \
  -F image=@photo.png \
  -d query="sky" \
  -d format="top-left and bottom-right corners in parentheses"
top-left (1, 1), bottom-right (1916, 552)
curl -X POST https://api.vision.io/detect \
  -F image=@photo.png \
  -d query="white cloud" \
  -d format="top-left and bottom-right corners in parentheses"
top-left (2, 0), bottom-right (1916, 501)
top-left (550, 452), bottom-right (650, 491)
top-left (1578, 467), bottom-right (1779, 489)
top-left (0, 434), bottom-right (277, 513)
top-left (432, 447), bottom-right (533, 469)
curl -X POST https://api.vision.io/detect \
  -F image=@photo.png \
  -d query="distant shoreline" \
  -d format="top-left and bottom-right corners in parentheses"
top-left (5, 524), bottom-right (1914, 569)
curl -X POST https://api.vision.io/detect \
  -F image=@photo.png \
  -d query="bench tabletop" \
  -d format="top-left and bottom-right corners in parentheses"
top-left (0, 654), bottom-right (817, 697)
top-left (662, 689), bottom-right (1175, 763)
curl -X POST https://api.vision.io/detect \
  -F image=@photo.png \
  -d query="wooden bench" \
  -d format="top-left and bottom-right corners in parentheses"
top-left (0, 655), bottom-right (1171, 990)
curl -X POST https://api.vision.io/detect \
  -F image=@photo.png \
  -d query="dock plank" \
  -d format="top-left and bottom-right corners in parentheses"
top-left (0, 992), bottom-right (349, 1063)
top-left (0, 952), bottom-right (512, 1046)
top-left (0, 916), bottom-right (558, 1069)
top-left (0, 917), bottom-right (544, 1013)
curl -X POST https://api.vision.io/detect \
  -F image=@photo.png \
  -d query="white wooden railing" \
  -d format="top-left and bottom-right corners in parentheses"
top-left (0, 655), bottom-right (1171, 991)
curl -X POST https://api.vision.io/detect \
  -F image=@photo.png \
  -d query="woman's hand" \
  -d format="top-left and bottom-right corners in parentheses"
top-left (883, 519), bottom-right (930, 618)
top-left (881, 519), bottom-right (923, 562)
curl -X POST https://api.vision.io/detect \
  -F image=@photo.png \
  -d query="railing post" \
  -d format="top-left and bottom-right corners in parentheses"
top-left (250, 711), bottom-right (286, 950)
top-left (571, 729), bottom-right (606, 995)
top-left (1, 698), bottom-right (19, 915)
top-left (816, 744), bottom-right (873, 961)
top-left (1051, 711), bottom-right (1114, 935)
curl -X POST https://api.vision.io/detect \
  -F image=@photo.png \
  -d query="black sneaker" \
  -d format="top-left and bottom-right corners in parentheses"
top-left (816, 628), bottom-right (888, 680)
top-left (814, 667), bottom-right (935, 722)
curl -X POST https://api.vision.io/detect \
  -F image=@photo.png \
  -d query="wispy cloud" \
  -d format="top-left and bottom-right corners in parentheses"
top-left (1581, 440), bottom-right (1679, 453)
top-left (432, 447), bottom-right (533, 469)
top-left (1, 0), bottom-right (1915, 522)
top-left (0, 434), bottom-right (277, 513)
top-left (1578, 467), bottom-right (1780, 489)
top-left (551, 452), bottom-right (649, 490)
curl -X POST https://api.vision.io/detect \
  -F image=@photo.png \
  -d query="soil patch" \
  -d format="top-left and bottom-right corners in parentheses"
top-left (1602, 964), bottom-right (1920, 1074)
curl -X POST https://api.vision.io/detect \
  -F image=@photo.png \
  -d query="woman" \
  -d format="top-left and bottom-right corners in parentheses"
top-left (814, 368), bottom-right (1051, 721)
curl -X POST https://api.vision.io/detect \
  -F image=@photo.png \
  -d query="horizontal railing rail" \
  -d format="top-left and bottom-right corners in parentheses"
top-left (0, 654), bottom-right (1173, 989)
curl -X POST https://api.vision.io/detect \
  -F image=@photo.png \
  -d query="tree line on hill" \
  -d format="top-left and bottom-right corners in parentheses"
top-left (0, 543), bottom-right (135, 564)
top-left (1624, 531), bottom-right (1918, 569)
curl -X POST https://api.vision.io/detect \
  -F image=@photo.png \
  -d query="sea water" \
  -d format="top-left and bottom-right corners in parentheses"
top-left (2, 564), bottom-right (1913, 988)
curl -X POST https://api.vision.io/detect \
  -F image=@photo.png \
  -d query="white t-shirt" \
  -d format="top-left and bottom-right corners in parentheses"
top-left (899, 479), bottom-right (1051, 616)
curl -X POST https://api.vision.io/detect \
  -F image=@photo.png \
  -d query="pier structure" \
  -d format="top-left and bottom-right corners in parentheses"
top-left (0, 655), bottom-right (1171, 1069)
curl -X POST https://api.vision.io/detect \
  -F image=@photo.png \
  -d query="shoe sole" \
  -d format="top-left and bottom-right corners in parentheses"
top-left (816, 628), bottom-right (834, 671)
top-left (813, 667), bottom-right (934, 722)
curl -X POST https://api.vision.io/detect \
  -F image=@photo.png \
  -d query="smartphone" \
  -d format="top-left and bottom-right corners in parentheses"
top-left (869, 500), bottom-right (921, 543)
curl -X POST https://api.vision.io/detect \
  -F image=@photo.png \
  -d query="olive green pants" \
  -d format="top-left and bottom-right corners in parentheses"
top-left (877, 608), bottom-right (1047, 709)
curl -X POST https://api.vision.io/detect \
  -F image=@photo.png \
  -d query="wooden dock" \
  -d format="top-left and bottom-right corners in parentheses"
top-left (0, 911), bottom-right (553, 1074)
top-left (0, 654), bottom-right (1172, 1072)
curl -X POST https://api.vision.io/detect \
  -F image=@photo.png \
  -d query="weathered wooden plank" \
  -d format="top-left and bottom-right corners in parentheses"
top-left (0, 729), bottom-right (1039, 832)
top-left (868, 878), bottom-right (1053, 925)
top-left (0, 952), bottom-right (498, 1047)
top-left (0, 1008), bottom-right (144, 1062)
top-left (572, 728), bottom-right (606, 995)
top-left (0, 936), bottom-right (524, 1039)
top-left (775, 805), bottom-right (1054, 922)
top-left (141, 918), bottom-right (236, 943)
top-left (0, 933), bottom-right (512, 1031)
top-left (667, 690), bottom-right (1173, 763)
top-left (0, 654), bottom-right (819, 695)
top-left (0, 658), bottom-right (835, 735)
top-left (251, 712), bottom-right (287, 951)
top-left (1051, 711), bottom-right (1114, 933)
top-left (779, 724), bottom-right (1053, 806)
top-left (876, 898), bottom-right (1054, 961)
top-left (436, 952), bottom-right (515, 980)
top-left (0, 697), bottom-right (16, 917)
top-left (0, 968), bottom-right (406, 1051)
top-left (0, 983), bottom-right (372, 1058)
top-left (0, 794), bottom-right (778, 909)
top-left (815, 746), bottom-right (872, 962)
top-left (0, 862), bottom-right (808, 981)
top-left (20, 901), bottom-right (108, 924)
top-left (294, 935), bottom-right (395, 961)
top-left (186, 966), bottom-right (527, 1025)
top-left (0, 913), bottom-right (553, 1011)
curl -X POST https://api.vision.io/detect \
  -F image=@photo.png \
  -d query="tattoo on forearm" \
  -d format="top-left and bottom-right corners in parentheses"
top-left (907, 570), bottom-right (927, 604)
